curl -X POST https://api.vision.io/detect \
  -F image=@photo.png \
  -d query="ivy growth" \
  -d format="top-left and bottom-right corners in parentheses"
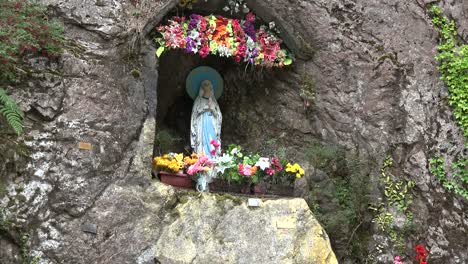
top-left (429, 5), bottom-right (468, 139)
top-left (429, 155), bottom-right (468, 199)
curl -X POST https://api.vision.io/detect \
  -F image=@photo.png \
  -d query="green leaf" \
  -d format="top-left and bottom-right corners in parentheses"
top-left (283, 58), bottom-right (293, 66)
top-left (156, 46), bottom-right (165, 58)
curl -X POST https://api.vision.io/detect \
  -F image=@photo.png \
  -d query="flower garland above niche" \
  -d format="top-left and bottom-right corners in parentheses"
top-left (154, 13), bottom-right (294, 68)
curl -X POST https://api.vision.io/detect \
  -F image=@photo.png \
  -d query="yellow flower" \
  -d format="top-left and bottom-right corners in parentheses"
top-left (154, 153), bottom-right (183, 172)
top-left (285, 162), bottom-right (305, 178)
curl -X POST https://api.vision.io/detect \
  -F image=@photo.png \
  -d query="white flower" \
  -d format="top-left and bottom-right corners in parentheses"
top-left (215, 154), bottom-right (235, 174)
top-left (217, 45), bottom-right (232, 57)
top-left (255, 158), bottom-right (271, 171)
top-left (269, 21), bottom-right (276, 29)
top-left (246, 37), bottom-right (256, 49)
top-left (217, 154), bottom-right (233, 164)
top-left (189, 30), bottom-right (199, 39)
top-left (230, 148), bottom-right (238, 155)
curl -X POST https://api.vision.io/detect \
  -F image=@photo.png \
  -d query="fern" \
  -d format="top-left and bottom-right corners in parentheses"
top-left (0, 88), bottom-right (23, 135)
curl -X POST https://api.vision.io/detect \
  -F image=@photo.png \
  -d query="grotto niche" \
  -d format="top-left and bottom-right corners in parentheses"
top-left (151, 0), bottom-right (296, 156)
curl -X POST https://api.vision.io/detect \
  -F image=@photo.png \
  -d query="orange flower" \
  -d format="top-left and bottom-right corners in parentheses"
top-left (251, 166), bottom-right (258, 174)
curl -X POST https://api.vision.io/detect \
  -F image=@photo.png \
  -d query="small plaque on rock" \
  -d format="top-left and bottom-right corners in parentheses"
top-left (81, 223), bottom-right (97, 234)
top-left (78, 142), bottom-right (92, 150)
top-left (276, 218), bottom-right (296, 229)
top-left (248, 198), bottom-right (261, 207)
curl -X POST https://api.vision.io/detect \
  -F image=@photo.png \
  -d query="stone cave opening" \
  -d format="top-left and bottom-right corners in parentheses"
top-left (150, 0), bottom-right (298, 157)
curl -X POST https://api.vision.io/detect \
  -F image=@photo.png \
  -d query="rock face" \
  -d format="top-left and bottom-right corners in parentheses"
top-left (0, 0), bottom-right (467, 263)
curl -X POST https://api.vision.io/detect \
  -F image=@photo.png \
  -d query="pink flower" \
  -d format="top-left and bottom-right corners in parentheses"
top-left (210, 139), bottom-right (220, 148)
top-left (210, 149), bottom-right (216, 155)
top-left (187, 153), bottom-right (214, 175)
top-left (246, 12), bottom-right (256, 23)
top-left (238, 164), bottom-right (258, 176)
top-left (199, 45), bottom-right (210, 57)
top-left (393, 256), bottom-right (404, 264)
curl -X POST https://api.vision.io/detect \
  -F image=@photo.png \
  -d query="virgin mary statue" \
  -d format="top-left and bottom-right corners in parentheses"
top-left (187, 67), bottom-right (223, 192)
top-left (190, 80), bottom-right (222, 157)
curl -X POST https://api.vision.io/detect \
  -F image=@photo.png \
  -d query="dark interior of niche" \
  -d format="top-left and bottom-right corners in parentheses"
top-left (156, 49), bottom-right (269, 154)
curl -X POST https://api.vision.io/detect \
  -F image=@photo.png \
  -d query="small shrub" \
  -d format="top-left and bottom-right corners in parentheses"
top-left (0, 0), bottom-right (65, 135)
top-left (0, 0), bottom-right (65, 83)
top-left (299, 73), bottom-right (316, 105)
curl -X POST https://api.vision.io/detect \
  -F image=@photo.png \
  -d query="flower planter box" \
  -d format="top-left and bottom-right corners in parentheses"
top-left (266, 184), bottom-right (295, 196)
top-left (209, 180), bottom-right (251, 194)
top-left (158, 171), bottom-right (194, 189)
top-left (209, 180), bottom-right (295, 196)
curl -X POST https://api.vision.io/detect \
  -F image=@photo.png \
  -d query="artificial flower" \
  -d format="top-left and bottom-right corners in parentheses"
top-left (255, 157), bottom-right (270, 170)
top-left (285, 163), bottom-right (305, 178)
top-left (238, 163), bottom-right (257, 176)
top-left (245, 12), bottom-right (256, 23)
top-left (187, 153), bottom-right (214, 175)
top-left (265, 167), bottom-right (275, 176)
top-left (155, 13), bottom-right (293, 67)
top-left (154, 153), bottom-right (184, 172)
top-left (214, 153), bottom-right (235, 174)
top-left (393, 256), bottom-right (404, 264)
top-left (271, 158), bottom-right (283, 171)
top-left (415, 244), bottom-right (427, 264)
top-left (210, 139), bottom-right (221, 148)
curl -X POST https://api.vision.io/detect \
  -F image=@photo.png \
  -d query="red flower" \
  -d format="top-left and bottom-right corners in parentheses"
top-left (271, 158), bottom-right (283, 171)
top-left (415, 244), bottom-right (428, 264)
top-left (265, 167), bottom-right (275, 175)
top-left (210, 149), bottom-right (216, 156)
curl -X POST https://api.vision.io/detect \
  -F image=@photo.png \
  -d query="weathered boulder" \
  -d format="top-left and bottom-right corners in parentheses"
top-left (39, 180), bottom-right (337, 264)
top-left (154, 192), bottom-right (336, 264)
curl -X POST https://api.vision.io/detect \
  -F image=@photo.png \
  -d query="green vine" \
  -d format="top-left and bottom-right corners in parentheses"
top-left (429, 155), bottom-right (468, 199)
top-left (428, 5), bottom-right (468, 201)
top-left (0, 88), bottom-right (23, 135)
top-left (429, 5), bottom-right (468, 139)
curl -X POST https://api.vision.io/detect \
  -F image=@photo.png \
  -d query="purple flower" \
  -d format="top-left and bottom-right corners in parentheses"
top-left (188, 14), bottom-right (201, 31)
top-left (243, 21), bottom-right (256, 42)
top-left (185, 37), bottom-right (196, 53)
